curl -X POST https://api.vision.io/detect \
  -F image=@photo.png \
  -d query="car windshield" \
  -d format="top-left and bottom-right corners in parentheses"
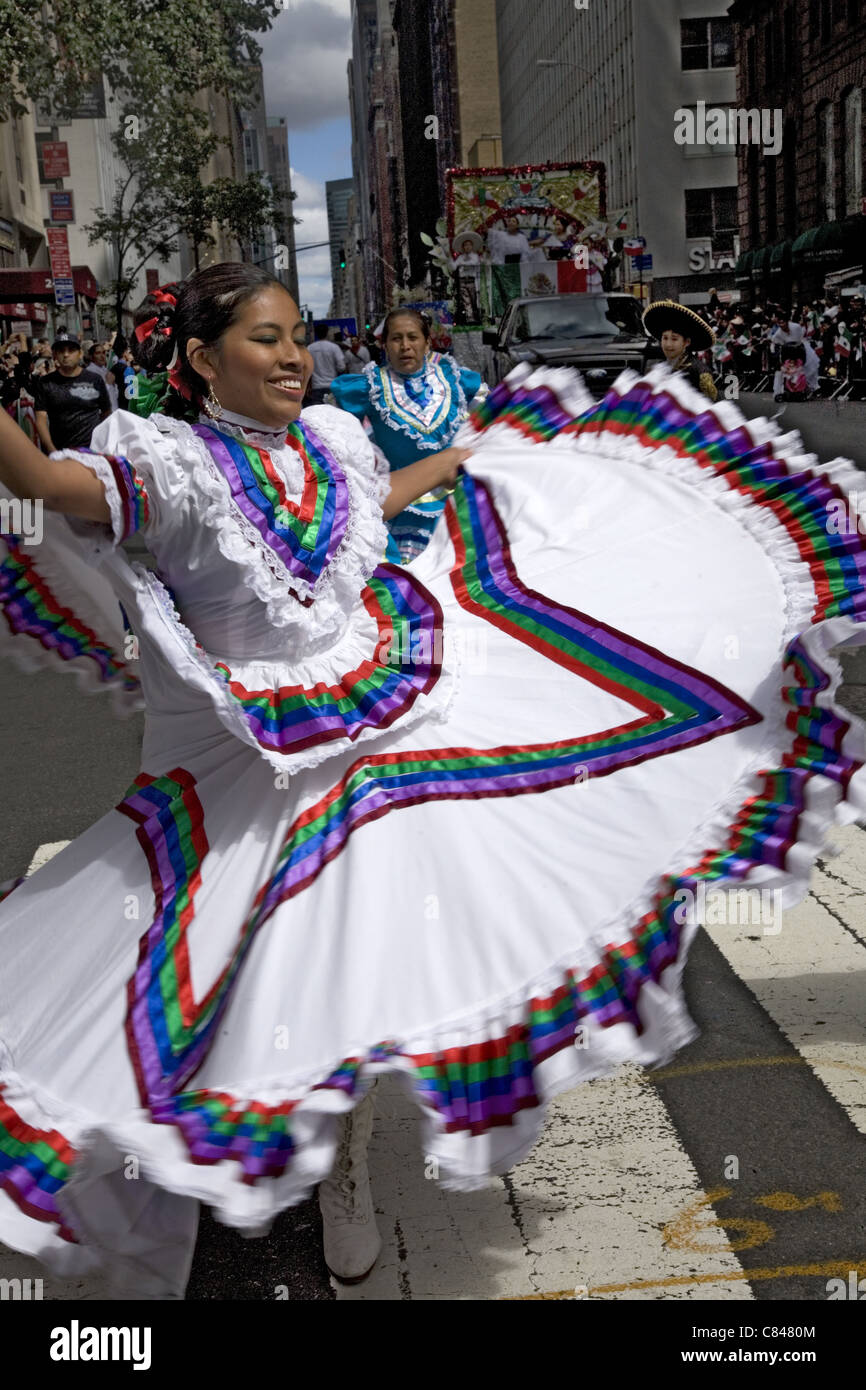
top-left (512, 297), bottom-right (646, 342)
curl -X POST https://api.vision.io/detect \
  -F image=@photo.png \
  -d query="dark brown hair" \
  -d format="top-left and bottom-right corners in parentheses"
top-left (382, 308), bottom-right (431, 342)
top-left (132, 263), bottom-right (291, 413)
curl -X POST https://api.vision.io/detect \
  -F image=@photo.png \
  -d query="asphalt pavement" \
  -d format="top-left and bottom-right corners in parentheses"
top-left (737, 391), bottom-right (866, 470)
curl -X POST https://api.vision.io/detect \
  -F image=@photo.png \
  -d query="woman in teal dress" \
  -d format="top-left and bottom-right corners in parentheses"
top-left (330, 308), bottom-right (483, 561)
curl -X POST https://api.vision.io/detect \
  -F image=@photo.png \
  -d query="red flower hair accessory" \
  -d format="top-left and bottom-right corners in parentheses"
top-left (165, 343), bottom-right (193, 401)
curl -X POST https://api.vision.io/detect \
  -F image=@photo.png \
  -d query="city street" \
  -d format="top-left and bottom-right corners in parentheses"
top-left (738, 393), bottom-right (866, 472)
top-left (3, 449), bottom-right (866, 1302)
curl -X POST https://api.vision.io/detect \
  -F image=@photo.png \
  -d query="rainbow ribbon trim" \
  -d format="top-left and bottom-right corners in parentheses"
top-left (0, 540), bottom-right (139, 695)
top-left (77, 449), bottom-right (150, 541)
top-left (0, 1095), bottom-right (78, 1240)
top-left (192, 420), bottom-right (349, 592)
top-left (213, 566), bottom-right (442, 755)
top-left (472, 373), bottom-right (866, 625)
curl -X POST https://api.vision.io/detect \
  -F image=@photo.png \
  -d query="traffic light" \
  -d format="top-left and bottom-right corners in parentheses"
top-left (339, 245), bottom-right (346, 270)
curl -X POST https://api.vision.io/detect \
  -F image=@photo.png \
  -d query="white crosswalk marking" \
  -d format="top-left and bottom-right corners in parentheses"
top-left (25, 841), bottom-right (70, 877)
top-left (334, 1069), bottom-right (752, 1301)
top-left (704, 824), bottom-right (866, 1136)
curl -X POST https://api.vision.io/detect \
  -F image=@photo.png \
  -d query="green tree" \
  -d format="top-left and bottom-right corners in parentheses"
top-left (0, 0), bottom-right (281, 122)
top-left (85, 113), bottom-right (290, 327)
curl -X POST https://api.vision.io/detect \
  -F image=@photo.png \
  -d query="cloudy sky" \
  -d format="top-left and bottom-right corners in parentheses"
top-left (260, 0), bottom-right (353, 316)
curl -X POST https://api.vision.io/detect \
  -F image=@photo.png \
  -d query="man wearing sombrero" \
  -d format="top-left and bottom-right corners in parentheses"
top-left (643, 299), bottom-right (719, 402)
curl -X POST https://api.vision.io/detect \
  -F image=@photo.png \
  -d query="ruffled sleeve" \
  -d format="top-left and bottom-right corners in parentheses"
top-left (457, 365), bottom-right (483, 405)
top-left (329, 372), bottom-right (372, 422)
top-left (57, 410), bottom-right (187, 549)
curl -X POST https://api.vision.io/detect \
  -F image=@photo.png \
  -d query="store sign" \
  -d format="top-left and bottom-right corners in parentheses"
top-left (36, 78), bottom-right (106, 126)
top-left (686, 239), bottom-right (738, 273)
top-left (41, 142), bottom-right (70, 179)
top-left (49, 191), bottom-right (75, 223)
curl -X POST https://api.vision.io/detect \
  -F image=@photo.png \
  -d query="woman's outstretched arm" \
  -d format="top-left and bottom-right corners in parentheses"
top-left (0, 407), bottom-right (111, 523)
top-left (382, 446), bottom-right (471, 521)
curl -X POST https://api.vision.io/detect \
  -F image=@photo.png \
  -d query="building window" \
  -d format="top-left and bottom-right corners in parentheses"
top-left (843, 87), bottom-right (863, 213)
top-left (685, 186), bottom-right (738, 248)
top-left (817, 101), bottom-right (836, 220)
top-left (783, 121), bottom-right (798, 235)
top-left (783, 8), bottom-right (795, 74)
top-left (764, 21), bottom-right (775, 84)
top-left (680, 105), bottom-right (736, 157)
top-left (810, 0), bottom-right (820, 40)
top-left (765, 157), bottom-right (778, 241)
top-left (748, 146), bottom-right (761, 243)
top-left (821, 0), bottom-right (833, 42)
top-left (849, 0), bottom-right (861, 26)
top-left (680, 17), bottom-right (735, 70)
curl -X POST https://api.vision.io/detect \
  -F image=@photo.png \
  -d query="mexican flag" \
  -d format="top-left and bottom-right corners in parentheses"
top-left (835, 322), bottom-right (853, 359)
top-left (487, 260), bottom-right (588, 320)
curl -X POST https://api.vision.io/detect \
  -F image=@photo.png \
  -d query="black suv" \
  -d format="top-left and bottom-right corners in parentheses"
top-left (483, 293), bottom-right (661, 396)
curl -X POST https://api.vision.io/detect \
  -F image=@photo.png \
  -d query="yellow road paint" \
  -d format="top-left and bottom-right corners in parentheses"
top-left (755, 1191), bottom-right (843, 1213)
top-left (502, 1256), bottom-right (866, 1300)
top-left (649, 1054), bottom-right (866, 1082)
top-left (663, 1186), bottom-right (774, 1253)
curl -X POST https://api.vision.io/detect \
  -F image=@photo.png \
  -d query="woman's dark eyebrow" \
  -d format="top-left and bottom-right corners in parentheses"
top-left (250, 321), bottom-right (301, 332)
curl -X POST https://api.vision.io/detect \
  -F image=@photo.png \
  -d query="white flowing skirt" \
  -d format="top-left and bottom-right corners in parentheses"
top-left (2, 365), bottom-right (865, 1296)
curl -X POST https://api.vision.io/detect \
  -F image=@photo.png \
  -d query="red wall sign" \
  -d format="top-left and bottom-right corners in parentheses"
top-left (46, 228), bottom-right (72, 278)
top-left (42, 142), bottom-right (70, 179)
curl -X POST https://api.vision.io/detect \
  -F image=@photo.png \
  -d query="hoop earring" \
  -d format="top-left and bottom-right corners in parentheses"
top-left (201, 381), bottom-right (223, 420)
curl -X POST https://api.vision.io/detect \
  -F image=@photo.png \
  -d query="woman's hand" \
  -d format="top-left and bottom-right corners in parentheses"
top-left (381, 446), bottom-right (472, 521)
top-left (432, 445), bottom-right (472, 489)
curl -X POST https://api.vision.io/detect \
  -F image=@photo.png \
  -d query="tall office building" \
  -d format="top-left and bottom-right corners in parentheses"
top-left (495, 0), bottom-right (739, 303)
top-left (348, 0), bottom-right (410, 321)
top-left (265, 116), bottom-right (300, 303)
top-left (326, 175), bottom-right (354, 315)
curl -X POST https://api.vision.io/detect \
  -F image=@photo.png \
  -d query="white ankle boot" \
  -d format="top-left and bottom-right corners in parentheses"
top-left (318, 1087), bottom-right (382, 1283)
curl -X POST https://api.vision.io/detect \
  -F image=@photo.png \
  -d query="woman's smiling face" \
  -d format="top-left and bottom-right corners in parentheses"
top-left (187, 286), bottom-right (312, 427)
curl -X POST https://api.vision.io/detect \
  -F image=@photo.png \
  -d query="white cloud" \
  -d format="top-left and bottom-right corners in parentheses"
top-left (261, 0), bottom-right (352, 130)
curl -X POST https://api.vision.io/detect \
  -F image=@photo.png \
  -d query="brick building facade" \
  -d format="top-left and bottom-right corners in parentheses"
top-left (731, 0), bottom-right (866, 306)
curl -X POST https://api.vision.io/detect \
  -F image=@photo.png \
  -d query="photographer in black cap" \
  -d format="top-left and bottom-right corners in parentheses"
top-left (32, 333), bottom-right (112, 454)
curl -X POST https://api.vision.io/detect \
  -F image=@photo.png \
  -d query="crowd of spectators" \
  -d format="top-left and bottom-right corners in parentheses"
top-left (690, 288), bottom-right (866, 400)
top-left (1, 331), bottom-right (141, 449)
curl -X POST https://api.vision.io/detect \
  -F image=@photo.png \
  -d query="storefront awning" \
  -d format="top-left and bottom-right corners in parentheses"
top-left (734, 250), bottom-right (754, 284)
top-left (768, 239), bottom-right (793, 275)
top-left (0, 266), bottom-right (100, 301)
top-left (750, 246), bottom-right (770, 280)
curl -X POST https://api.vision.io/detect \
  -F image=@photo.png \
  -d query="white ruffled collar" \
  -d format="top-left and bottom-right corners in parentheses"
top-left (200, 407), bottom-right (291, 448)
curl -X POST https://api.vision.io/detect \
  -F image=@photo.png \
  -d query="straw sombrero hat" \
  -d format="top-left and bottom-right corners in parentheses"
top-left (642, 300), bottom-right (715, 352)
top-left (452, 230), bottom-right (484, 255)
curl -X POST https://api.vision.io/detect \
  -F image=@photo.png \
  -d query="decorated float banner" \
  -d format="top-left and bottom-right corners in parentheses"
top-left (484, 259), bottom-right (590, 321)
top-left (447, 162), bottom-right (607, 323)
top-left (401, 300), bottom-right (454, 351)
